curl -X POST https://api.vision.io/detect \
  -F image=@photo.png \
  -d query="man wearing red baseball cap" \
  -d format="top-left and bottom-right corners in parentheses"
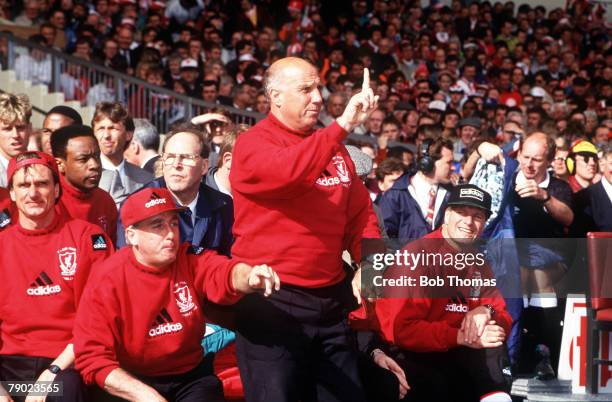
top-left (74, 187), bottom-right (280, 402)
top-left (0, 151), bottom-right (113, 401)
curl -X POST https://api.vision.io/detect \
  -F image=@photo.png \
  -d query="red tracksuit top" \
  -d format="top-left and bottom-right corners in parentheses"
top-left (73, 245), bottom-right (243, 388)
top-left (0, 212), bottom-right (113, 358)
top-left (56, 175), bottom-right (118, 245)
top-left (0, 187), bottom-right (16, 231)
top-left (375, 228), bottom-right (512, 352)
top-left (229, 114), bottom-right (380, 288)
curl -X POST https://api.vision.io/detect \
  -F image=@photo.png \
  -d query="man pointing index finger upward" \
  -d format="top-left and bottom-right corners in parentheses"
top-left (230, 57), bottom-right (382, 402)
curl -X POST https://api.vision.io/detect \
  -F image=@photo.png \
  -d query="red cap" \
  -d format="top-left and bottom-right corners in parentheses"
top-left (288, 0), bottom-right (303, 11)
top-left (150, 0), bottom-right (165, 10)
top-left (7, 151), bottom-right (59, 185)
top-left (121, 187), bottom-right (186, 227)
top-left (120, 17), bottom-right (136, 27)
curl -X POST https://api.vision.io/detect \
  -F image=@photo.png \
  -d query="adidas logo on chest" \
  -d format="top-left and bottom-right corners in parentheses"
top-left (27, 271), bottom-right (61, 296)
top-left (148, 308), bottom-right (183, 337)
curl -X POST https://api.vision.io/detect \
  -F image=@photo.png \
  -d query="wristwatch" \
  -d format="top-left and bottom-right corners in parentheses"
top-left (483, 304), bottom-right (496, 318)
top-left (47, 364), bottom-right (62, 375)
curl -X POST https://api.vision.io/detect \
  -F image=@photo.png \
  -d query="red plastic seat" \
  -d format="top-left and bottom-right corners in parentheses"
top-left (586, 232), bottom-right (612, 394)
top-left (596, 309), bottom-right (612, 322)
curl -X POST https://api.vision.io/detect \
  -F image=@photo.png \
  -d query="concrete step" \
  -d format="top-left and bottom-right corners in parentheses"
top-left (79, 105), bottom-right (94, 125)
top-left (0, 70), bottom-right (15, 91)
top-left (42, 92), bottom-right (64, 110)
top-left (10, 79), bottom-right (31, 94)
top-left (512, 379), bottom-right (572, 398)
top-left (527, 393), bottom-right (612, 401)
top-left (24, 84), bottom-right (49, 110)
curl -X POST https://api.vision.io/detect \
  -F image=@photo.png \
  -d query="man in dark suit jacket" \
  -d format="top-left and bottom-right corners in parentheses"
top-left (378, 138), bottom-right (454, 239)
top-left (124, 118), bottom-right (161, 176)
top-left (454, 2), bottom-right (482, 41)
top-left (572, 145), bottom-right (612, 235)
top-left (115, 124), bottom-right (233, 255)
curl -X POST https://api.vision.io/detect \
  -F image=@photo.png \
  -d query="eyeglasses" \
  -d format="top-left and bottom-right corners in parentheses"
top-left (162, 153), bottom-right (200, 167)
top-left (552, 156), bottom-right (566, 162)
top-left (504, 130), bottom-right (522, 137)
top-left (576, 153), bottom-right (598, 164)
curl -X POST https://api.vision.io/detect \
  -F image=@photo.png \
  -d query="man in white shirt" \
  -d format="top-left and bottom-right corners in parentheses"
top-left (93, 102), bottom-right (152, 207)
top-left (0, 93), bottom-right (32, 188)
top-left (14, 35), bottom-right (52, 86)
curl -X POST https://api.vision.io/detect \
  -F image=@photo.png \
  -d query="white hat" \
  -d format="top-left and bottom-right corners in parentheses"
top-left (504, 98), bottom-right (517, 107)
top-left (530, 86), bottom-right (546, 98)
top-left (238, 53), bottom-right (257, 63)
top-left (428, 100), bottom-right (447, 112)
top-left (449, 84), bottom-right (464, 93)
top-left (120, 17), bottom-right (135, 27)
top-left (180, 58), bottom-right (198, 69)
top-left (435, 32), bottom-right (449, 44)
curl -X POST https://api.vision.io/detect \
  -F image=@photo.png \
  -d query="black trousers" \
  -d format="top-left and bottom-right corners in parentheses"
top-left (388, 345), bottom-right (510, 402)
top-left (358, 353), bottom-right (401, 402)
top-left (235, 279), bottom-right (367, 402)
top-left (91, 360), bottom-right (224, 402)
top-left (0, 354), bottom-right (87, 402)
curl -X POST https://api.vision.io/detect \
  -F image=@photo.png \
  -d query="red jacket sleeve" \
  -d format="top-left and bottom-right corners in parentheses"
top-left (388, 298), bottom-right (460, 352)
top-left (104, 193), bottom-right (119, 246)
top-left (73, 278), bottom-right (121, 388)
top-left (230, 122), bottom-right (348, 199)
top-left (73, 228), bottom-right (114, 308)
top-left (343, 180), bottom-right (381, 263)
top-left (191, 250), bottom-right (244, 305)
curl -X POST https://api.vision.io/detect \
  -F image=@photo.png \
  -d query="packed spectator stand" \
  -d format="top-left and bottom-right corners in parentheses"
top-left (0, 0), bottom-right (611, 401)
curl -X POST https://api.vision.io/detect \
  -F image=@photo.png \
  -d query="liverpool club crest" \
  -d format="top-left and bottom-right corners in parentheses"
top-left (57, 247), bottom-right (77, 280)
top-left (174, 281), bottom-right (197, 316)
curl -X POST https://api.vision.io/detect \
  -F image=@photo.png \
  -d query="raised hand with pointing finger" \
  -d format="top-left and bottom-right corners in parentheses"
top-left (336, 68), bottom-right (380, 132)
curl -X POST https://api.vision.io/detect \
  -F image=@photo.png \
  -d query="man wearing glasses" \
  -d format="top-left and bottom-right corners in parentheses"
top-left (115, 124), bottom-right (233, 256)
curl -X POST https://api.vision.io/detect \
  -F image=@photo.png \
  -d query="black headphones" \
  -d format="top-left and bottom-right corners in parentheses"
top-left (418, 138), bottom-right (435, 173)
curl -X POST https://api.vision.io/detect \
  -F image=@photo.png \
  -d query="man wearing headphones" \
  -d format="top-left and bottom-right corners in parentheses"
top-left (378, 137), bottom-right (454, 239)
top-left (565, 140), bottom-right (599, 193)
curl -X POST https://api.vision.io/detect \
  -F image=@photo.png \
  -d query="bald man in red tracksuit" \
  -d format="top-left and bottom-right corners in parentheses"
top-left (230, 99), bottom-right (380, 401)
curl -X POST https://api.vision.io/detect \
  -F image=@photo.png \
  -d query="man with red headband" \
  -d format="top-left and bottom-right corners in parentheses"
top-left (0, 151), bottom-right (113, 402)
top-left (74, 187), bottom-right (280, 402)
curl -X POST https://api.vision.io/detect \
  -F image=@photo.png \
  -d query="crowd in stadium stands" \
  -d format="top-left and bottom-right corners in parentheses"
top-left (0, 0), bottom-right (611, 401)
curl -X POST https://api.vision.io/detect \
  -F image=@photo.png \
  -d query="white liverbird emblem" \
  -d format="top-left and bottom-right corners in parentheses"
top-left (57, 247), bottom-right (77, 280)
top-left (332, 155), bottom-right (351, 183)
top-left (174, 281), bottom-right (196, 315)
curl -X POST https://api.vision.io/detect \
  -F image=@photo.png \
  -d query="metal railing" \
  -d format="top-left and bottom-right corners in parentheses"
top-left (1, 32), bottom-right (264, 132)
